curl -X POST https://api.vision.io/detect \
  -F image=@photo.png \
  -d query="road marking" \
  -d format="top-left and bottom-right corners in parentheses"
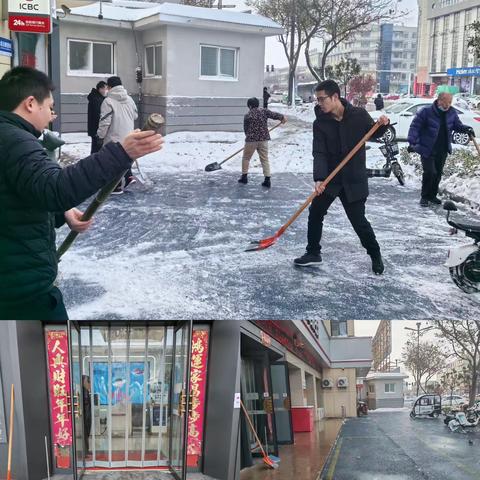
top-left (325, 437), bottom-right (343, 480)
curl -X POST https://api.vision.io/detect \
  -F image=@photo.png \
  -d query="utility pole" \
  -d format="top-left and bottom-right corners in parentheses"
top-left (404, 322), bottom-right (434, 396)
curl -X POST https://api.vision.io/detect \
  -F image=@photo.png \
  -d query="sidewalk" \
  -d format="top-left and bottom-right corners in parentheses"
top-left (44, 472), bottom-right (218, 480)
top-left (240, 418), bottom-right (343, 480)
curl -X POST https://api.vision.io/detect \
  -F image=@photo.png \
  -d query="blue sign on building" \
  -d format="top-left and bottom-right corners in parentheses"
top-left (447, 66), bottom-right (480, 77)
top-left (0, 38), bottom-right (13, 57)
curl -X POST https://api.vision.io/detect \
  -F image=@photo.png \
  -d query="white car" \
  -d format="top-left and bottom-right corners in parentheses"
top-left (442, 395), bottom-right (465, 407)
top-left (370, 98), bottom-right (480, 145)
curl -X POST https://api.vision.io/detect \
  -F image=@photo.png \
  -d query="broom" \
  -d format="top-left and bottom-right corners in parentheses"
top-left (240, 400), bottom-right (279, 469)
top-left (6, 384), bottom-right (14, 480)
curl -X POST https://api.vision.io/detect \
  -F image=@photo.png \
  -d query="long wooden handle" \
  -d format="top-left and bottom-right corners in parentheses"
top-left (219, 121), bottom-right (283, 166)
top-left (56, 170), bottom-right (127, 258)
top-left (240, 399), bottom-right (269, 458)
top-left (278, 121), bottom-right (382, 235)
top-left (471, 135), bottom-right (480, 157)
top-left (7, 384), bottom-right (14, 480)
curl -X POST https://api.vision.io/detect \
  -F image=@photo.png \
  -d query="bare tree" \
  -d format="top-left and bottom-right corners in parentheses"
top-left (402, 334), bottom-right (447, 396)
top-left (439, 367), bottom-right (470, 399)
top-left (248, 0), bottom-right (320, 105)
top-left (433, 320), bottom-right (480, 406)
top-left (304, 0), bottom-right (403, 82)
top-left (468, 20), bottom-right (480, 60)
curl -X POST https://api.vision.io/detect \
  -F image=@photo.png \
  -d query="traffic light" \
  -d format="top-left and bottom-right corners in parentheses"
top-left (271, 64), bottom-right (274, 72)
top-left (136, 66), bottom-right (143, 84)
top-left (266, 65), bottom-right (270, 72)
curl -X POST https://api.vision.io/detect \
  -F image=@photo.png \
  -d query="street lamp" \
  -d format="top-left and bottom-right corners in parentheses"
top-left (404, 322), bottom-right (434, 396)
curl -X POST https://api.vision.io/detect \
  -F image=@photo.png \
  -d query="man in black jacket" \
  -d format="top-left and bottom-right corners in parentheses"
top-left (0, 67), bottom-right (164, 320)
top-left (294, 80), bottom-right (389, 274)
top-left (87, 80), bottom-right (107, 153)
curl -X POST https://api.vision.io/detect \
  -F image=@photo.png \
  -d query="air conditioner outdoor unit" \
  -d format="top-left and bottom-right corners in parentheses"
top-left (322, 378), bottom-right (333, 388)
top-left (337, 377), bottom-right (349, 388)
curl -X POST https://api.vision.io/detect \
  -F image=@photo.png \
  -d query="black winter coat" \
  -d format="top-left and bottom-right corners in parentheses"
top-left (87, 88), bottom-right (105, 137)
top-left (0, 111), bottom-right (133, 308)
top-left (313, 99), bottom-right (388, 203)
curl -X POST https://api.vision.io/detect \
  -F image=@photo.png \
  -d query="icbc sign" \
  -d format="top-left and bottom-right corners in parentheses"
top-left (8, 0), bottom-right (52, 34)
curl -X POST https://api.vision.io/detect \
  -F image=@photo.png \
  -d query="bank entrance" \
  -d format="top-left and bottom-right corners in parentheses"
top-left (62, 322), bottom-right (192, 480)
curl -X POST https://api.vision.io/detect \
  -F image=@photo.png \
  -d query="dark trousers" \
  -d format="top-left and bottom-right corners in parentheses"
top-left (421, 151), bottom-right (448, 200)
top-left (306, 190), bottom-right (380, 257)
top-left (263, 100), bottom-right (268, 108)
top-left (90, 136), bottom-right (103, 154)
top-left (0, 286), bottom-right (68, 320)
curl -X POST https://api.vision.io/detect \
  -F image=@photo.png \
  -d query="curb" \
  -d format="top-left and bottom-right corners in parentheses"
top-left (317, 418), bottom-right (347, 480)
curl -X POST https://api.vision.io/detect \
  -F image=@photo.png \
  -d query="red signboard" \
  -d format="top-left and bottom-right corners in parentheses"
top-left (8, 15), bottom-right (51, 33)
top-left (46, 330), bottom-right (72, 469)
top-left (187, 329), bottom-right (209, 467)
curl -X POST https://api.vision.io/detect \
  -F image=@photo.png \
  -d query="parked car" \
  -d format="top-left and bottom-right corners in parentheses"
top-left (269, 90), bottom-right (284, 103)
top-left (282, 92), bottom-right (303, 105)
top-left (441, 395), bottom-right (465, 407)
top-left (370, 98), bottom-right (480, 144)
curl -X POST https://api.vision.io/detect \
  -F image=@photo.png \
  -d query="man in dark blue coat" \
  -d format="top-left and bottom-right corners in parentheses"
top-left (407, 92), bottom-right (474, 207)
top-left (294, 80), bottom-right (389, 274)
top-left (87, 80), bottom-right (107, 153)
top-left (0, 67), bottom-right (164, 320)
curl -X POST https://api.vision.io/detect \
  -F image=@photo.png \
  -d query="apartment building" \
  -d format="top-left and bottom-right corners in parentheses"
top-left (416, 0), bottom-right (480, 94)
top-left (313, 23), bottom-right (417, 94)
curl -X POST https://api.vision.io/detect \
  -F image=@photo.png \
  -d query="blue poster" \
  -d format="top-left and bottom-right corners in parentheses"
top-left (0, 38), bottom-right (12, 57)
top-left (92, 362), bottom-right (149, 405)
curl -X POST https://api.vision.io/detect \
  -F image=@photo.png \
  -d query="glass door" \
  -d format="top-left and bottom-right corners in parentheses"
top-left (68, 321), bottom-right (85, 480)
top-left (271, 362), bottom-right (293, 444)
top-left (169, 321), bottom-right (192, 480)
top-left (241, 355), bottom-right (278, 457)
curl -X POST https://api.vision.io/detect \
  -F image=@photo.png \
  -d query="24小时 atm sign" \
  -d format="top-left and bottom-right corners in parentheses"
top-left (8, 0), bottom-right (52, 34)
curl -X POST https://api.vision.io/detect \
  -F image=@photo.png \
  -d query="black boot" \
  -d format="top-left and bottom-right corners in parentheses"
top-left (370, 253), bottom-right (384, 275)
top-left (261, 176), bottom-right (271, 188)
top-left (238, 174), bottom-right (248, 184)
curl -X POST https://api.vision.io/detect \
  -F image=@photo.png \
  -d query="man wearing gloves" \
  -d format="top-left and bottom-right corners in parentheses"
top-left (407, 92), bottom-right (475, 207)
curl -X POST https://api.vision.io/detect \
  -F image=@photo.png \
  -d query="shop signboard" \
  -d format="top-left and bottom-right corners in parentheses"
top-left (8, 0), bottom-right (52, 34)
top-left (446, 66), bottom-right (480, 77)
top-left (0, 370), bottom-right (6, 443)
top-left (187, 328), bottom-right (209, 468)
top-left (0, 38), bottom-right (13, 57)
top-left (46, 330), bottom-right (73, 469)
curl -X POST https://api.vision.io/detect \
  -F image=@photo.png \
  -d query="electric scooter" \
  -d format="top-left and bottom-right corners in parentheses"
top-left (366, 138), bottom-right (405, 186)
top-left (443, 200), bottom-right (480, 294)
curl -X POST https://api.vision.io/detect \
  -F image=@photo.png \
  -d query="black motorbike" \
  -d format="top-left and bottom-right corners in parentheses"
top-left (443, 201), bottom-right (480, 294)
top-left (366, 140), bottom-right (405, 186)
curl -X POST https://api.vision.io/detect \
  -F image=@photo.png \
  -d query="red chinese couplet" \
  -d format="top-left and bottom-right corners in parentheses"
top-left (187, 329), bottom-right (209, 467)
top-left (46, 330), bottom-right (72, 469)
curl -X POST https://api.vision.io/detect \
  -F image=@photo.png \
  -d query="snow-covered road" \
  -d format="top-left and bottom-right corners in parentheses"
top-left (57, 112), bottom-right (479, 319)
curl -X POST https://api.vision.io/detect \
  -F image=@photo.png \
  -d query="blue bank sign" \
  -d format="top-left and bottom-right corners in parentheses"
top-left (447, 66), bottom-right (480, 77)
top-left (0, 38), bottom-right (13, 57)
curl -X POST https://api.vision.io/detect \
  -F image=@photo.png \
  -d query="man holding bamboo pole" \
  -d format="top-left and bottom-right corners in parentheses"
top-left (294, 80), bottom-right (390, 274)
top-left (0, 67), bottom-right (163, 320)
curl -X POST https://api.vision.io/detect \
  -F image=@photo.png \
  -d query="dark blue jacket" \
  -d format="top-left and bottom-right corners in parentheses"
top-left (407, 101), bottom-right (468, 158)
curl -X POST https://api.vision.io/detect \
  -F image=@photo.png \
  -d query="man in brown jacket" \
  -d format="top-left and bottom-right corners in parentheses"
top-left (238, 97), bottom-right (286, 188)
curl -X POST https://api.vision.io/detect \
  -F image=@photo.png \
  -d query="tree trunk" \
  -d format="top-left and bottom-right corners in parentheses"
top-left (288, 0), bottom-right (295, 106)
top-left (470, 369), bottom-right (478, 406)
top-left (305, 37), bottom-right (321, 82)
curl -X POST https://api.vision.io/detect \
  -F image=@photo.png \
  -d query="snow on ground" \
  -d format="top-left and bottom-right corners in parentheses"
top-left (370, 407), bottom-right (411, 412)
top-left (57, 110), bottom-right (480, 320)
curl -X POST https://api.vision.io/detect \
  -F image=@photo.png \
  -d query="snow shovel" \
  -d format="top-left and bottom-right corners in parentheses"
top-left (204, 121), bottom-right (283, 172)
top-left (240, 400), bottom-right (279, 469)
top-left (56, 114), bottom-right (164, 259)
top-left (246, 121), bottom-right (382, 252)
top-left (6, 384), bottom-right (14, 480)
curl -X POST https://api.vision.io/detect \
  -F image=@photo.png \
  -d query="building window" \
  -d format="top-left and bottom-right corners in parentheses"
top-left (68, 39), bottom-right (114, 75)
top-left (369, 384), bottom-right (375, 393)
top-left (145, 44), bottom-right (162, 77)
top-left (331, 320), bottom-right (348, 337)
top-left (200, 45), bottom-right (238, 80)
top-left (385, 383), bottom-right (396, 393)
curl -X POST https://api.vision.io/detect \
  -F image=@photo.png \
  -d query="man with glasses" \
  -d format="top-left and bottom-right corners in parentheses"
top-left (294, 80), bottom-right (390, 274)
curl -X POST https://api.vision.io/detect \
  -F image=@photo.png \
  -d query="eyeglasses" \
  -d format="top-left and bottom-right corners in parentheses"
top-left (315, 95), bottom-right (331, 104)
